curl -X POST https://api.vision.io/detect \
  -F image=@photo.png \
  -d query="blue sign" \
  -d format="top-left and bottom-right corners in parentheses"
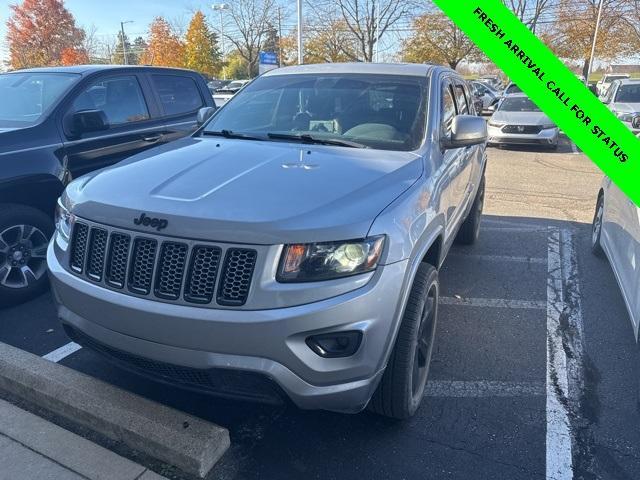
top-left (259, 51), bottom-right (278, 66)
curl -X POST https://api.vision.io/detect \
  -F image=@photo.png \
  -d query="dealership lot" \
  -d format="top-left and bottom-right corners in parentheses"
top-left (1, 137), bottom-right (640, 479)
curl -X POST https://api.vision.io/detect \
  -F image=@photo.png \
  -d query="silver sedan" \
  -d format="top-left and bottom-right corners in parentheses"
top-left (487, 94), bottom-right (559, 149)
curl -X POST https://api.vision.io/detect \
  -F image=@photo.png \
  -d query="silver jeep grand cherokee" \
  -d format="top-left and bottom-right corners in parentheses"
top-left (48, 63), bottom-right (487, 419)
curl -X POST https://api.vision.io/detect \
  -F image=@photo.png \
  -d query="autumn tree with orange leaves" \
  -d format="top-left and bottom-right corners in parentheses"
top-left (7, 0), bottom-right (87, 69)
top-left (140, 17), bottom-right (185, 67)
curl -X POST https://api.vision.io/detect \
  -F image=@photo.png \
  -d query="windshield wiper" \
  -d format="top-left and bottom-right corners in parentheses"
top-left (201, 129), bottom-right (264, 141)
top-left (267, 133), bottom-right (367, 149)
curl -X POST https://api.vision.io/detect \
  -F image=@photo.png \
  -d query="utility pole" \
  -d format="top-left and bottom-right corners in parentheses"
top-left (374, 0), bottom-right (380, 62)
top-left (297, 0), bottom-right (304, 65)
top-left (586, 0), bottom-right (604, 87)
top-left (120, 21), bottom-right (133, 65)
top-left (277, 7), bottom-right (283, 67)
top-left (212, 4), bottom-right (230, 79)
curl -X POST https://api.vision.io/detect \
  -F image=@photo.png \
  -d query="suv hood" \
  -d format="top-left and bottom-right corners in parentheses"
top-left (67, 137), bottom-right (423, 244)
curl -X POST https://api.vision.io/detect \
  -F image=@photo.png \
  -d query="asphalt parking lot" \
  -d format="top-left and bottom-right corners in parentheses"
top-left (2, 135), bottom-right (640, 479)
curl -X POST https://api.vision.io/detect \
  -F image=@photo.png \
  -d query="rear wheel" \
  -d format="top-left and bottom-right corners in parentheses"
top-left (455, 175), bottom-right (485, 245)
top-left (0, 204), bottom-right (53, 307)
top-left (591, 194), bottom-right (605, 257)
top-left (368, 263), bottom-right (439, 419)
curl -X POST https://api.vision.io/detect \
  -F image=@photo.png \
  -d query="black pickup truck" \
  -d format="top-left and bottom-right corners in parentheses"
top-left (0, 65), bottom-right (215, 306)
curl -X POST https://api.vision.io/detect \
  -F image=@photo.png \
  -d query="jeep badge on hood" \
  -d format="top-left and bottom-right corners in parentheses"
top-left (134, 213), bottom-right (168, 231)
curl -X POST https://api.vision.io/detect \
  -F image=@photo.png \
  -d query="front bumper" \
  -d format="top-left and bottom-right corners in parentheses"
top-left (487, 125), bottom-right (559, 146)
top-left (48, 239), bottom-right (409, 413)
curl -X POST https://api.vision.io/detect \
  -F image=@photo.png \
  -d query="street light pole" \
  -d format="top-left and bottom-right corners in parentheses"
top-left (586, 0), bottom-right (604, 87)
top-left (120, 21), bottom-right (133, 65)
top-left (297, 0), bottom-right (304, 65)
top-left (212, 3), bottom-right (230, 79)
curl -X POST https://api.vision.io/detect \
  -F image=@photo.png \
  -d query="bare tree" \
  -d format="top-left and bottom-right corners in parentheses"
top-left (503, 0), bottom-right (554, 33)
top-left (224, 0), bottom-right (276, 76)
top-left (311, 0), bottom-right (416, 62)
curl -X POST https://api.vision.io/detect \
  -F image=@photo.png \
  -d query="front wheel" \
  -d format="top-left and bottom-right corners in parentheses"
top-left (0, 204), bottom-right (53, 307)
top-left (368, 263), bottom-right (439, 419)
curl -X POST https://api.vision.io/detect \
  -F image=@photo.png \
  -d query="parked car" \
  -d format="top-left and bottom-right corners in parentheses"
top-left (597, 73), bottom-right (630, 97)
top-left (207, 79), bottom-right (230, 95)
top-left (471, 80), bottom-right (500, 114)
top-left (601, 79), bottom-right (640, 134)
top-left (0, 65), bottom-right (214, 306)
top-left (48, 62), bottom-right (487, 419)
top-left (592, 174), bottom-right (640, 339)
top-left (487, 93), bottom-right (559, 148)
top-left (477, 76), bottom-right (503, 91)
top-left (212, 79), bottom-right (251, 107)
top-left (503, 82), bottom-right (522, 96)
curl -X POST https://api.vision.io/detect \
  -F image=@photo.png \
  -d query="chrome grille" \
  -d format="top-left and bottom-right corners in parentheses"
top-left (68, 220), bottom-right (257, 308)
top-left (501, 124), bottom-right (541, 134)
top-left (218, 249), bottom-right (257, 306)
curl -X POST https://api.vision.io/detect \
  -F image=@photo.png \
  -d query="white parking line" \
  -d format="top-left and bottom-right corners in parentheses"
top-left (42, 342), bottom-right (82, 363)
top-left (449, 253), bottom-right (547, 265)
top-left (425, 380), bottom-right (544, 398)
top-left (546, 227), bottom-right (573, 480)
top-left (440, 296), bottom-right (546, 310)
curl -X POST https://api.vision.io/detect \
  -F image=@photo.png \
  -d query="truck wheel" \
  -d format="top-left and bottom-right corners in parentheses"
top-left (591, 194), bottom-right (605, 257)
top-left (455, 175), bottom-right (485, 245)
top-left (0, 204), bottom-right (53, 307)
top-left (368, 263), bottom-right (438, 419)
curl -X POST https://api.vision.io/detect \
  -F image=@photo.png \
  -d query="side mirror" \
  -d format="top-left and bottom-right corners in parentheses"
top-left (443, 115), bottom-right (488, 149)
top-left (197, 106), bottom-right (216, 126)
top-left (67, 110), bottom-right (109, 136)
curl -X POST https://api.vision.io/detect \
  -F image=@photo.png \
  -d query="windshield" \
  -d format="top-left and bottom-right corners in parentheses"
top-left (614, 84), bottom-right (640, 103)
top-left (203, 73), bottom-right (428, 151)
top-left (604, 75), bottom-right (628, 83)
top-left (226, 81), bottom-right (245, 89)
top-left (0, 72), bottom-right (79, 128)
top-left (498, 97), bottom-right (541, 112)
top-left (504, 83), bottom-right (522, 94)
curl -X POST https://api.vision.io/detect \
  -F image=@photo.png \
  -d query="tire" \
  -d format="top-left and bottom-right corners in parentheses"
top-left (0, 204), bottom-right (53, 307)
top-left (368, 263), bottom-right (439, 419)
top-left (591, 194), bottom-right (605, 257)
top-left (455, 175), bottom-right (485, 245)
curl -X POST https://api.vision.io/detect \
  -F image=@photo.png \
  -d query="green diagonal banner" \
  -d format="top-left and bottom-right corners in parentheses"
top-left (433, 0), bottom-right (640, 206)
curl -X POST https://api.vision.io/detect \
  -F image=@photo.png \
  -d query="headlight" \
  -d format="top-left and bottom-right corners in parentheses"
top-left (541, 123), bottom-right (556, 130)
top-left (54, 197), bottom-right (73, 241)
top-left (488, 120), bottom-right (505, 127)
top-left (618, 113), bottom-right (637, 123)
top-left (277, 236), bottom-right (385, 282)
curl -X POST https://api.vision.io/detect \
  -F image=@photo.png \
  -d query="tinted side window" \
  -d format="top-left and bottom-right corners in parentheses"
top-left (442, 83), bottom-right (457, 135)
top-left (152, 75), bottom-right (204, 116)
top-left (71, 75), bottom-right (149, 126)
top-left (454, 84), bottom-right (469, 114)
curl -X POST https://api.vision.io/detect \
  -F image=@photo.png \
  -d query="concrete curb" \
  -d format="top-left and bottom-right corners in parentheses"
top-left (0, 342), bottom-right (230, 478)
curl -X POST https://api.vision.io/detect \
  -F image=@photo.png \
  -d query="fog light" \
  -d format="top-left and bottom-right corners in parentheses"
top-left (306, 331), bottom-right (362, 358)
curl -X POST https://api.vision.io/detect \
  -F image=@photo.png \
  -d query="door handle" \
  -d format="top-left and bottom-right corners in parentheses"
top-left (142, 135), bottom-right (162, 143)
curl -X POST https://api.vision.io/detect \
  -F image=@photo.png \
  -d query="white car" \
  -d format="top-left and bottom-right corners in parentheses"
top-left (212, 79), bottom-right (251, 107)
top-left (592, 176), bottom-right (640, 338)
top-left (596, 73), bottom-right (630, 97)
top-left (601, 79), bottom-right (640, 134)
